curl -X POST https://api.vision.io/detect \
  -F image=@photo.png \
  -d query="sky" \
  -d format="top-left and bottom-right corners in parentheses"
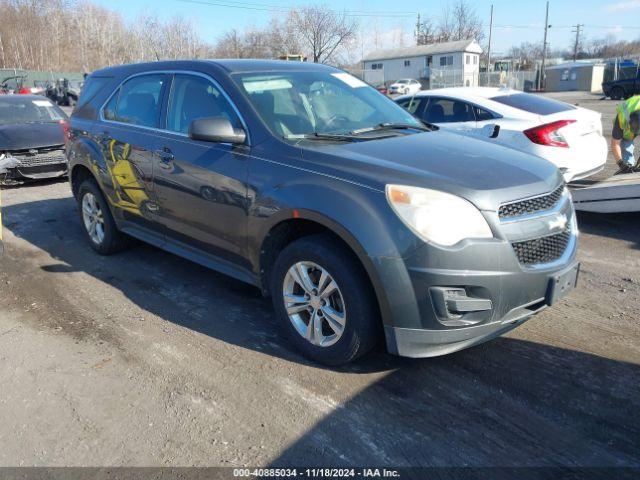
top-left (93, 0), bottom-right (640, 56)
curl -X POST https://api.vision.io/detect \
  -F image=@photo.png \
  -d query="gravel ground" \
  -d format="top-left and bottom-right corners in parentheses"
top-left (0, 93), bottom-right (638, 470)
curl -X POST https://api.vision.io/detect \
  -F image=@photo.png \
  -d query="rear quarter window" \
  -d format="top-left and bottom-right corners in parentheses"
top-left (77, 76), bottom-right (112, 108)
top-left (490, 93), bottom-right (575, 116)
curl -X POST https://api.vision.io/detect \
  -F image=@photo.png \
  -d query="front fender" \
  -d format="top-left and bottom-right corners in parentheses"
top-left (248, 168), bottom-right (423, 328)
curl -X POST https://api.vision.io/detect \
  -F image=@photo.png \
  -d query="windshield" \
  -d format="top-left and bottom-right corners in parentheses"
top-left (235, 70), bottom-right (422, 139)
top-left (0, 97), bottom-right (66, 125)
top-left (396, 80), bottom-right (410, 84)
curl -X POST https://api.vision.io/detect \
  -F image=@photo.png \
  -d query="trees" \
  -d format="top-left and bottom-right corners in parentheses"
top-left (416, 0), bottom-right (484, 46)
top-left (0, 0), bottom-right (211, 71)
top-left (288, 5), bottom-right (358, 63)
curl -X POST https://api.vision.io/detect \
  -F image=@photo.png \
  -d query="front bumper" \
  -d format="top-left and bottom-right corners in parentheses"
top-left (375, 194), bottom-right (579, 358)
top-left (0, 151), bottom-right (68, 183)
top-left (384, 260), bottom-right (578, 357)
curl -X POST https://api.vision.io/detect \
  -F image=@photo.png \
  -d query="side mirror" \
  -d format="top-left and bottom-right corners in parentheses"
top-left (188, 117), bottom-right (246, 145)
top-left (480, 123), bottom-right (500, 139)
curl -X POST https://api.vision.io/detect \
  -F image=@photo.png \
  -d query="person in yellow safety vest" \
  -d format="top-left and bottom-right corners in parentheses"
top-left (612, 95), bottom-right (640, 174)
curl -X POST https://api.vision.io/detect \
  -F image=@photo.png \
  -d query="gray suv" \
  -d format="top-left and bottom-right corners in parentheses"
top-left (67, 60), bottom-right (579, 365)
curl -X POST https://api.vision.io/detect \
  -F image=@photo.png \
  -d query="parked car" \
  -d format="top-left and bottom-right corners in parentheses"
top-left (67, 61), bottom-right (579, 365)
top-left (0, 95), bottom-right (69, 185)
top-left (388, 78), bottom-right (421, 95)
top-left (373, 82), bottom-right (388, 95)
top-left (395, 87), bottom-right (607, 182)
top-left (602, 69), bottom-right (640, 100)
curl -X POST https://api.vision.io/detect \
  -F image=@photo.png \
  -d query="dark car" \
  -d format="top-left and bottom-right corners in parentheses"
top-left (67, 60), bottom-right (579, 365)
top-left (0, 95), bottom-right (69, 185)
top-left (602, 69), bottom-right (640, 100)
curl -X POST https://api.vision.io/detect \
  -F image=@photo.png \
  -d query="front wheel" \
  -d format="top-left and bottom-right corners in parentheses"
top-left (270, 234), bottom-right (380, 365)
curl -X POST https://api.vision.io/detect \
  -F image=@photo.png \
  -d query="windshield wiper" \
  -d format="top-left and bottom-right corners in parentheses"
top-left (350, 122), bottom-right (434, 135)
top-left (284, 132), bottom-right (359, 142)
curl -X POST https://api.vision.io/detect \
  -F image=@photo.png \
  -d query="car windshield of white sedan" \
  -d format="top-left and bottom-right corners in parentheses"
top-left (236, 71), bottom-right (423, 139)
top-left (0, 98), bottom-right (66, 125)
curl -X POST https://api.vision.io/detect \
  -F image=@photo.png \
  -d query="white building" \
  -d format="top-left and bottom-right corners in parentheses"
top-left (362, 39), bottom-right (483, 87)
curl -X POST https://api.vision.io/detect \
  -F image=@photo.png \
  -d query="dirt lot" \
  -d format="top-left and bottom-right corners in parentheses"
top-left (0, 93), bottom-right (639, 470)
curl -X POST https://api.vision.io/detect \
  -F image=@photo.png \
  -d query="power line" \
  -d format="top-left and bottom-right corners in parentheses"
top-left (176, 0), bottom-right (417, 18)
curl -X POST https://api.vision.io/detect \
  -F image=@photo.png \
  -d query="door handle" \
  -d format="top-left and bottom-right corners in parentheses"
top-left (155, 147), bottom-right (174, 164)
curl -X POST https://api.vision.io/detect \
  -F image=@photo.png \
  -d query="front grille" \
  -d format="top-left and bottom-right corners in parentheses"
top-left (499, 184), bottom-right (564, 219)
top-left (512, 229), bottom-right (571, 266)
top-left (13, 149), bottom-right (65, 168)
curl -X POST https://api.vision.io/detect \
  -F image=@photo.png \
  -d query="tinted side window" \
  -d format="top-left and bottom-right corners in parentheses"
top-left (491, 93), bottom-right (574, 115)
top-left (424, 98), bottom-right (474, 123)
top-left (166, 74), bottom-right (240, 134)
top-left (474, 106), bottom-right (496, 122)
top-left (112, 74), bottom-right (166, 127)
top-left (103, 91), bottom-right (118, 121)
top-left (397, 97), bottom-right (424, 115)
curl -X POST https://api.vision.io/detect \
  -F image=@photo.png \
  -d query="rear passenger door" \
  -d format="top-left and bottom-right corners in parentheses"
top-left (99, 73), bottom-right (169, 233)
top-left (152, 73), bottom-right (249, 267)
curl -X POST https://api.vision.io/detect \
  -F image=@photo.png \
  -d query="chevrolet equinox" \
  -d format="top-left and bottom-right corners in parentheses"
top-left (67, 60), bottom-right (579, 365)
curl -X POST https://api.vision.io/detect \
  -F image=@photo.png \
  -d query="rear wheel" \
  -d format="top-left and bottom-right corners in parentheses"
top-left (77, 179), bottom-right (129, 254)
top-left (270, 234), bottom-right (380, 365)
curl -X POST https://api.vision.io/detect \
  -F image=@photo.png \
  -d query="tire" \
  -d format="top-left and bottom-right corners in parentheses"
top-left (77, 178), bottom-right (129, 254)
top-left (611, 86), bottom-right (624, 100)
top-left (270, 234), bottom-right (380, 365)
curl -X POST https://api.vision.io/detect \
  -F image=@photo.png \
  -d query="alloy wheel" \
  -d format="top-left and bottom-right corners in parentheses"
top-left (81, 192), bottom-right (105, 245)
top-left (282, 261), bottom-right (346, 347)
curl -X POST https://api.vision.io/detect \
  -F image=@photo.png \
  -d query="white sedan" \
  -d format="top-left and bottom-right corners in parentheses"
top-left (395, 87), bottom-right (607, 182)
top-left (388, 79), bottom-right (421, 95)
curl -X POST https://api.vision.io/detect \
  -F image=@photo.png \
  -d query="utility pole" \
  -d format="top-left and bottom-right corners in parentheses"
top-left (415, 13), bottom-right (421, 45)
top-left (487, 5), bottom-right (493, 74)
top-left (572, 23), bottom-right (583, 62)
top-left (539, 1), bottom-right (549, 90)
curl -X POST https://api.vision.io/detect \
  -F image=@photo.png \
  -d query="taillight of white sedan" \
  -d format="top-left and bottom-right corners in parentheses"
top-left (395, 87), bottom-right (607, 182)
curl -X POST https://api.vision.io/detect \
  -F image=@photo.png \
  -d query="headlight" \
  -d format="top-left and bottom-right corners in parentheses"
top-left (386, 185), bottom-right (493, 246)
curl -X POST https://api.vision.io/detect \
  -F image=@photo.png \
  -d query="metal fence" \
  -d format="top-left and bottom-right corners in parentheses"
top-left (349, 67), bottom-right (538, 91)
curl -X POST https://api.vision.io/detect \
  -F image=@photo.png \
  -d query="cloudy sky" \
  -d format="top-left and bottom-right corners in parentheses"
top-left (94, 0), bottom-right (640, 55)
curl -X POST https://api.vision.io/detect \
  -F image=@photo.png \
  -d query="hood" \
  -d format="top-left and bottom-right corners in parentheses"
top-left (300, 130), bottom-right (563, 211)
top-left (0, 122), bottom-right (65, 151)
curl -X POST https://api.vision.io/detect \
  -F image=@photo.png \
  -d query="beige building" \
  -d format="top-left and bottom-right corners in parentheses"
top-left (545, 62), bottom-right (606, 93)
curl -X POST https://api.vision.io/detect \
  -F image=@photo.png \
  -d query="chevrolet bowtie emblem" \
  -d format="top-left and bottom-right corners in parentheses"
top-left (548, 214), bottom-right (568, 231)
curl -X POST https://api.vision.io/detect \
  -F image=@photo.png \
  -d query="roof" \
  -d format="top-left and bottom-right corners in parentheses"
top-left (546, 61), bottom-right (605, 70)
top-left (398, 86), bottom-right (515, 103)
top-left (362, 40), bottom-right (482, 62)
top-left (92, 59), bottom-right (337, 77)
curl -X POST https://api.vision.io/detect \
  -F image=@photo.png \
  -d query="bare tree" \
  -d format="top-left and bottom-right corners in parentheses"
top-left (288, 5), bottom-right (358, 63)
top-left (418, 0), bottom-right (484, 46)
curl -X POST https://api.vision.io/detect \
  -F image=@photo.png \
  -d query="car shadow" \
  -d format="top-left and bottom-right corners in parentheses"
top-left (269, 338), bottom-right (640, 472)
top-left (3, 196), bottom-right (640, 470)
top-left (2, 195), bottom-right (401, 373)
top-left (577, 211), bottom-right (640, 250)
